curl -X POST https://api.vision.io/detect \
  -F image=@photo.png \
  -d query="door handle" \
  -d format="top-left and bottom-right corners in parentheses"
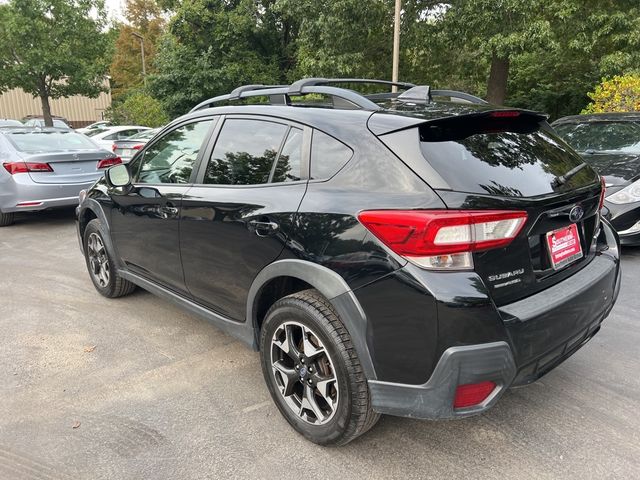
top-left (159, 205), bottom-right (179, 218)
top-left (248, 219), bottom-right (279, 235)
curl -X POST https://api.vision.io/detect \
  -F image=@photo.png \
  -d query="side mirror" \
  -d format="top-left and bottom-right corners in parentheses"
top-left (105, 163), bottom-right (132, 188)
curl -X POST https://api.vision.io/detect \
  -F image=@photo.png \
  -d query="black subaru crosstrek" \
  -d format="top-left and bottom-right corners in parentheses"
top-left (76, 79), bottom-right (620, 445)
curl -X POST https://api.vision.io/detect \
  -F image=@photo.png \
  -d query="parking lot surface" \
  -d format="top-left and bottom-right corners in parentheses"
top-left (1, 208), bottom-right (639, 480)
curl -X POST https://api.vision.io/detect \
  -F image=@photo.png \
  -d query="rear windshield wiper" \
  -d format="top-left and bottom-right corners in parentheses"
top-left (552, 162), bottom-right (588, 187)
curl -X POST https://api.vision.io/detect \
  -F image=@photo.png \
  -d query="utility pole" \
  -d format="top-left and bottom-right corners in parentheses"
top-left (391, 0), bottom-right (401, 93)
top-left (131, 31), bottom-right (147, 88)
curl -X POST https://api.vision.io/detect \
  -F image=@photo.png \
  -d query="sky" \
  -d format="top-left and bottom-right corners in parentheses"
top-left (104, 0), bottom-right (125, 21)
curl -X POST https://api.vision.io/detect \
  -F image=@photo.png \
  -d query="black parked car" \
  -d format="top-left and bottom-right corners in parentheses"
top-left (77, 79), bottom-right (620, 445)
top-left (553, 113), bottom-right (640, 244)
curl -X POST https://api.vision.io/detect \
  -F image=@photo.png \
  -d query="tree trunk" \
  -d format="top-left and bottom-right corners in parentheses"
top-left (38, 77), bottom-right (53, 127)
top-left (486, 54), bottom-right (510, 105)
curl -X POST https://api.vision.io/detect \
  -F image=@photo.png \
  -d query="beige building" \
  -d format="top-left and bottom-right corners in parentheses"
top-left (0, 81), bottom-right (112, 128)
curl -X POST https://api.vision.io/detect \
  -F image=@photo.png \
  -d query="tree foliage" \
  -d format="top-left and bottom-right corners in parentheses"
top-left (109, 0), bottom-right (165, 98)
top-left (583, 74), bottom-right (640, 113)
top-left (0, 0), bottom-right (111, 126)
top-left (105, 92), bottom-right (169, 127)
top-left (138, 0), bottom-right (640, 119)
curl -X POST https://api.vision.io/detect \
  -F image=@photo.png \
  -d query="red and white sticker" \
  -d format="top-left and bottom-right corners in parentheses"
top-left (546, 223), bottom-right (583, 269)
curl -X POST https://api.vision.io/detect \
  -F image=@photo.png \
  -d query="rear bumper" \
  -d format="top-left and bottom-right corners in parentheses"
top-left (0, 173), bottom-right (96, 213)
top-left (367, 221), bottom-right (620, 419)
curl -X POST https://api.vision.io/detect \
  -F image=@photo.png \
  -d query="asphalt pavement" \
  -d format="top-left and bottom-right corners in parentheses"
top-left (0, 208), bottom-right (639, 480)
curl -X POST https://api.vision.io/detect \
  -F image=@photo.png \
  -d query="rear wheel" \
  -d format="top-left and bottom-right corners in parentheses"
top-left (83, 219), bottom-right (135, 298)
top-left (0, 211), bottom-right (15, 227)
top-left (260, 289), bottom-right (379, 445)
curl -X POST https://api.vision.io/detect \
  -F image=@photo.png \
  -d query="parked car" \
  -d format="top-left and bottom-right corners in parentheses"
top-left (77, 121), bottom-right (112, 134)
top-left (111, 128), bottom-right (161, 162)
top-left (0, 127), bottom-right (121, 226)
top-left (76, 78), bottom-right (620, 445)
top-left (22, 116), bottom-right (71, 129)
top-left (0, 119), bottom-right (23, 127)
top-left (553, 113), bottom-right (640, 244)
top-left (84, 125), bottom-right (151, 151)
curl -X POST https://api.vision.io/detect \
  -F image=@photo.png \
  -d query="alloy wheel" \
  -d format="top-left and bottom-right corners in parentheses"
top-left (270, 321), bottom-right (339, 425)
top-left (87, 232), bottom-right (110, 288)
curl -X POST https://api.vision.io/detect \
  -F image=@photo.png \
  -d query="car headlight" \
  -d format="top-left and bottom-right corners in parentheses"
top-left (606, 180), bottom-right (640, 204)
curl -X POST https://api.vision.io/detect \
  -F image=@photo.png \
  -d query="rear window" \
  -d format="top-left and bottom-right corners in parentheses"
top-left (418, 115), bottom-right (598, 197)
top-left (7, 131), bottom-right (98, 152)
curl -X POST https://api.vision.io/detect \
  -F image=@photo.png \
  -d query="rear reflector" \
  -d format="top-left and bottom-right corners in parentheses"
top-left (358, 210), bottom-right (527, 270)
top-left (16, 201), bottom-right (43, 207)
top-left (3, 162), bottom-right (53, 174)
top-left (97, 156), bottom-right (122, 169)
top-left (453, 381), bottom-right (496, 409)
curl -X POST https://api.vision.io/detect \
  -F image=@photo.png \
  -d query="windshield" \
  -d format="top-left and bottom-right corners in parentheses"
top-left (7, 131), bottom-right (99, 152)
top-left (554, 121), bottom-right (640, 154)
top-left (0, 120), bottom-right (23, 127)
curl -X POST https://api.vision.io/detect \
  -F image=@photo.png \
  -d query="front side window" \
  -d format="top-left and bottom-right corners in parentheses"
top-left (203, 119), bottom-right (288, 185)
top-left (135, 120), bottom-right (213, 184)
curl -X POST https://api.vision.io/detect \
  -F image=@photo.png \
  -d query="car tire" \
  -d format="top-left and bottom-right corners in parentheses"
top-left (83, 219), bottom-right (136, 298)
top-left (260, 289), bottom-right (380, 446)
top-left (0, 211), bottom-right (15, 227)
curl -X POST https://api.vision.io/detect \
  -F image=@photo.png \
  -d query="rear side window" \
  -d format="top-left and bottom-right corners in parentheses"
top-left (310, 130), bottom-right (352, 180)
top-left (203, 119), bottom-right (288, 185)
top-left (418, 115), bottom-right (598, 197)
top-left (272, 127), bottom-right (303, 183)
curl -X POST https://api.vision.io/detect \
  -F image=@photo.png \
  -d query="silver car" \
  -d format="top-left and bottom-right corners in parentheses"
top-left (0, 127), bottom-right (120, 226)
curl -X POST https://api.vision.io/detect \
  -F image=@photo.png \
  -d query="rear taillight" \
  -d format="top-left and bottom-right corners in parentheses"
top-left (453, 381), bottom-right (496, 409)
top-left (599, 176), bottom-right (606, 210)
top-left (2, 162), bottom-right (53, 174)
top-left (97, 156), bottom-right (122, 169)
top-left (358, 210), bottom-right (527, 270)
top-left (112, 144), bottom-right (117, 152)
top-left (133, 144), bottom-right (143, 150)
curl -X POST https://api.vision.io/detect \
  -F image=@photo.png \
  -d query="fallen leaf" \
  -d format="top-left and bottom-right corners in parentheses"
top-left (84, 345), bottom-right (96, 353)
top-left (72, 421), bottom-right (81, 429)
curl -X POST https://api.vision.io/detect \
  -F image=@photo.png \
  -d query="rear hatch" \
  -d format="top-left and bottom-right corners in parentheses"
top-left (373, 109), bottom-right (603, 306)
top-left (6, 130), bottom-right (114, 184)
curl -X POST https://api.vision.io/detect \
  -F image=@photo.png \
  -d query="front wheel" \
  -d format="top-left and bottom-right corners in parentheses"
top-left (83, 219), bottom-right (136, 298)
top-left (260, 289), bottom-right (379, 445)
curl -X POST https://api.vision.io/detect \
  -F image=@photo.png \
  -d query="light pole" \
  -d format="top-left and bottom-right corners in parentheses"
top-left (131, 31), bottom-right (147, 88)
top-left (391, 0), bottom-right (401, 93)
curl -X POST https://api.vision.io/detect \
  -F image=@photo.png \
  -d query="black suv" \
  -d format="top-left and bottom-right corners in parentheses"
top-left (76, 79), bottom-right (621, 445)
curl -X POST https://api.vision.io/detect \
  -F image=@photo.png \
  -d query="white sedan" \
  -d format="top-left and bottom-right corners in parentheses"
top-left (84, 125), bottom-right (151, 151)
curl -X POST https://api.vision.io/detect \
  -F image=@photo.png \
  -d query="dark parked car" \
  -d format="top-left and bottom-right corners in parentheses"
top-left (553, 113), bottom-right (640, 244)
top-left (76, 79), bottom-right (620, 445)
top-left (112, 127), bottom-right (161, 162)
top-left (0, 127), bottom-right (121, 226)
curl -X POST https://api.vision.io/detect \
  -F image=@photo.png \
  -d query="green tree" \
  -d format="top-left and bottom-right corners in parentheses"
top-left (0, 0), bottom-right (111, 126)
top-left (105, 92), bottom-right (169, 126)
top-left (149, 0), bottom-right (286, 117)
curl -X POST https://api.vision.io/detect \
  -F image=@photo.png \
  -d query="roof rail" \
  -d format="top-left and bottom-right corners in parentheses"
top-left (398, 86), bottom-right (488, 105)
top-left (188, 78), bottom-right (487, 113)
top-left (287, 78), bottom-right (416, 95)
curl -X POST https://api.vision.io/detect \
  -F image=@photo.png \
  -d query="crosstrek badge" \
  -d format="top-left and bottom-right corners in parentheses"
top-left (546, 224), bottom-right (583, 269)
